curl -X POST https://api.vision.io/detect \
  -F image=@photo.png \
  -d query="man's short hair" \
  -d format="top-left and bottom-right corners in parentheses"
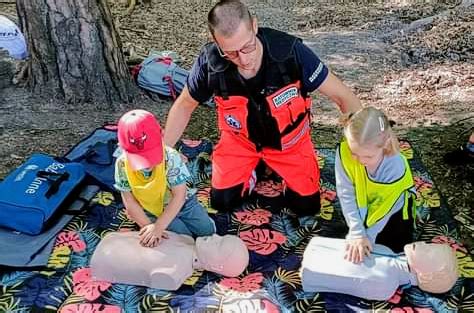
top-left (208, 0), bottom-right (252, 37)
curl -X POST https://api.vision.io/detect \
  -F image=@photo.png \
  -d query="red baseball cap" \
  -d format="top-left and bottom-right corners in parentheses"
top-left (117, 109), bottom-right (163, 171)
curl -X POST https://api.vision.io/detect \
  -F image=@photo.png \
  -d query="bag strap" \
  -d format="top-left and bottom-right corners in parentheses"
top-left (36, 171), bottom-right (70, 199)
top-left (72, 139), bottom-right (116, 166)
top-left (163, 75), bottom-right (177, 100)
top-left (155, 57), bottom-right (178, 100)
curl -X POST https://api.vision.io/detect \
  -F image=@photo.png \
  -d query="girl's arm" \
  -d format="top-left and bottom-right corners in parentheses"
top-left (335, 149), bottom-right (367, 239)
top-left (336, 149), bottom-right (373, 263)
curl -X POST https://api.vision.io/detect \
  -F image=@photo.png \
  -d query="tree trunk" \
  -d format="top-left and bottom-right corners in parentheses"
top-left (16, 0), bottom-right (138, 106)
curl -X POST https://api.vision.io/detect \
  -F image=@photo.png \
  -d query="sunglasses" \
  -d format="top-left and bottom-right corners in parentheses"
top-left (215, 32), bottom-right (257, 59)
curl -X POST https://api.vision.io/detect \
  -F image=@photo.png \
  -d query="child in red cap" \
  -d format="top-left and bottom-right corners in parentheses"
top-left (115, 109), bottom-right (215, 247)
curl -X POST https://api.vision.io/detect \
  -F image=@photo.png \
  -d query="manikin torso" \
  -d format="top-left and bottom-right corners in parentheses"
top-left (90, 231), bottom-right (197, 290)
top-left (301, 236), bottom-right (418, 301)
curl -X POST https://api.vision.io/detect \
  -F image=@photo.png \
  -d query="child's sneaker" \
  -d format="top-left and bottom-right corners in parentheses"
top-left (443, 145), bottom-right (474, 165)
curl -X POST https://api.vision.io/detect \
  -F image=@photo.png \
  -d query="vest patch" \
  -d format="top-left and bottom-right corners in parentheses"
top-left (309, 63), bottom-right (324, 83)
top-left (225, 114), bottom-right (242, 130)
top-left (272, 87), bottom-right (298, 108)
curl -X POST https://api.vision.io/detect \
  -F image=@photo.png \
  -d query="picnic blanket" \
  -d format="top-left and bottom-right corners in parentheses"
top-left (0, 137), bottom-right (473, 312)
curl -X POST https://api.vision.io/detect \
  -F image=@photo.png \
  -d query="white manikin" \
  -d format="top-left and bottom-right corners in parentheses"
top-left (301, 236), bottom-right (458, 300)
top-left (90, 231), bottom-right (249, 290)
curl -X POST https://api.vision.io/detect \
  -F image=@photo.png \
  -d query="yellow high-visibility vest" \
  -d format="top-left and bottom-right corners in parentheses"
top-left (339, 140), bottom-right (416, 227)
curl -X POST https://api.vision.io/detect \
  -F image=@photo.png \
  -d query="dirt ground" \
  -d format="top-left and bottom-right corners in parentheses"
top-left (0, 1), bottom-right (473, 251)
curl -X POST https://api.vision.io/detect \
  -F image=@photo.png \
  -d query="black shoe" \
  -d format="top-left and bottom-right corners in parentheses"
top-left (443, 145), bottom-right (474, 165)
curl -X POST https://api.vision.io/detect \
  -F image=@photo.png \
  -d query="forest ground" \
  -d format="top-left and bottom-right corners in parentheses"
top-left (0, 0), bottom-right (472, 251)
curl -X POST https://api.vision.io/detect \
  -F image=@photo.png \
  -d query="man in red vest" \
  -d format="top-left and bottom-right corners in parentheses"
top-left (164, 0), bottom-right (361, 216)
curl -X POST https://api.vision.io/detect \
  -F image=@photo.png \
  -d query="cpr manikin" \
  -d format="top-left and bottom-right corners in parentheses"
top-left (301, 237), bottom-right (458, 300)
top-left (90, 231), bottom-right (249, 290)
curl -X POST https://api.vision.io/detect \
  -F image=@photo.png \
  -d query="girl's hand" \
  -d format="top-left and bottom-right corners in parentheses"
top-left (139, 223), bottom-right (168, 248)
top-left (345, 237), bottom-right (372, 263)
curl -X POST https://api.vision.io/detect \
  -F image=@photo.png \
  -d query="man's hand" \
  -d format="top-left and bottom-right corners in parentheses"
top-left (139, 223), bottom-right (169, 248)
top-left (317, 71), bottom-right (362, 114)
top-left (345, 237), bottom-right (372, 263)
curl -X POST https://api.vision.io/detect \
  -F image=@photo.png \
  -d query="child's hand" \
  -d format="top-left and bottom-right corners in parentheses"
top-left (139, 223), bottom-right (169, 248)
top-left (345, 237), bottom-right (372, 263)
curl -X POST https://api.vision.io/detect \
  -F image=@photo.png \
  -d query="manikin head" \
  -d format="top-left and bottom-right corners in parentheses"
top-left (195, 234), bottom-right (249, 277)
top-left (404, 241), bottom-right (458, 293)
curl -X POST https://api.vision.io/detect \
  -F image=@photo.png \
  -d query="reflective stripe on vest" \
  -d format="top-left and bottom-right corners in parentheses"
top-left (214, 81), bottom-right (311, 150)
top-left (339, 140), bottom-right (415, 227)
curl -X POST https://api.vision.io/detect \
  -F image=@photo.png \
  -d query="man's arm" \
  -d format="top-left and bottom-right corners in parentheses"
top-left (163, 86), bottom-right (200, 147)
top-left (317, 71), bottom-right (362, 114)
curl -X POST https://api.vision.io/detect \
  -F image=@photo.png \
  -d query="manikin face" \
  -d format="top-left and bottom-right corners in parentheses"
top-left (404, 241), bottom-right (455, 274)
top-left (195, 234), bottom-right (225, 267)
top-left (404, 241), bottom-right (458, 293)
top-left (213, 18), bottom-right (261, 72)
top-left (195, 234), bottom-right (249, 277)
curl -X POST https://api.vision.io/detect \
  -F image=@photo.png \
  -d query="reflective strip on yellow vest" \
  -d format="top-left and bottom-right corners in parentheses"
top-left (124, 154), bottom-right (167, 217)
top-left (339, 140), bottom-right (415, 227)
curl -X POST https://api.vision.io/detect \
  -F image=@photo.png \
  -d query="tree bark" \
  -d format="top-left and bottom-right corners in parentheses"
top-left (16, 0), bottom-right (138, 106)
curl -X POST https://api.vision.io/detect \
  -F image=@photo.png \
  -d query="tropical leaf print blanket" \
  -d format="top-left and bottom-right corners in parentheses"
top-left (0, 139), bottom-right (473, 312)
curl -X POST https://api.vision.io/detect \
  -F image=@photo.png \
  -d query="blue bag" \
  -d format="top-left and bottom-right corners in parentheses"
top-left (137, 56), bottom-right (188, 99)
top-left (0, 153), bottom-right (85, 235)
top-left (64, 125), bottom-right (118, 190)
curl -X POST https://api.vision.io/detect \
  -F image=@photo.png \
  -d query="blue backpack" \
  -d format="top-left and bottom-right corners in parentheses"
top-left (64, 125), bottom-right (118, 190)
top-left (0, 154), bottom-right (85, 235)
top-left (137, 56), bottom-right (188, 99)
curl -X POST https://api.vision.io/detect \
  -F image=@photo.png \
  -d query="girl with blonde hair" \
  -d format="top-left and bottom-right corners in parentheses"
top-left (335, 107), bottom-right (416, 263)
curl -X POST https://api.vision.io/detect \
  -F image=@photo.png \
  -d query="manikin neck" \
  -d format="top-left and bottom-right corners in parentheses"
top-left (397, 255), bottom-right (419, 287)
top-left (373, 252), bottom-right (418, 287)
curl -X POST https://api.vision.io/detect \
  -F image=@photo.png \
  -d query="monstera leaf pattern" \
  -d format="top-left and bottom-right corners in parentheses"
top-left (400, 141), bottom-right (414, 160)
top-left (92, 192), bottom-right (115, 206)
top-left (0, 140), bottom-right (472, 312)
top-left (390, 307), bottom-right (433, 312)
top-left (47, 245), bottom-right (72, 270)
top-left (254, 180), bottom-right (284, 197)
top-left (240, 229), bottom-right (287, 255)
top-left (414, 176), bottom-right (441, 208)
top-left (55, 231), bottom-right (86, 253)
top-left (221, 299), bottom-right (280, 313)
top-left (61, 303), bottom-right (121, 313)
top-left (234, 209), bottom-right (272, 226)
top-left (72, 268), bottom-right (111, 301)
top-left (220, 273), bottom-right (264, 293)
